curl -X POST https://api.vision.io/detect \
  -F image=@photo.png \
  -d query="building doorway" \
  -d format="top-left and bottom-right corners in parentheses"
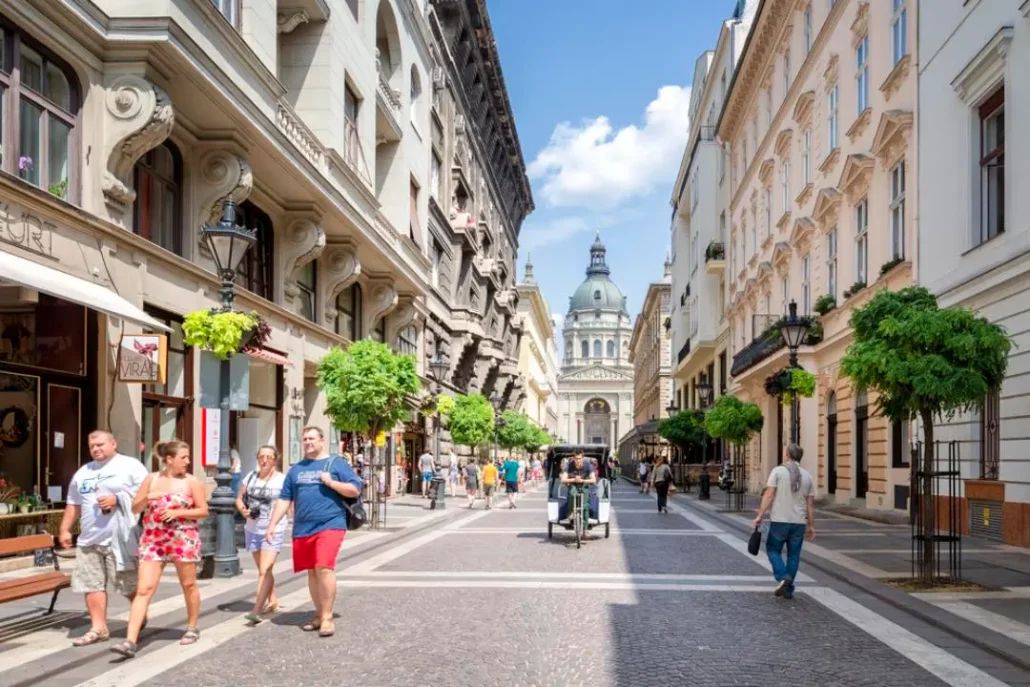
top-left (826, 392), bottom-right (837, 495)
top-left (583, 398), bottom-right (611, 445)
top-left (855, 390), bottom-right (869, 499)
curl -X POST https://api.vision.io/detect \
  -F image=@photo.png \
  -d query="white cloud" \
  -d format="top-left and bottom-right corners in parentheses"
top-left (520, 216), bottom-right (592, 251)
top-left (527, 85), bottom-right (692, 208)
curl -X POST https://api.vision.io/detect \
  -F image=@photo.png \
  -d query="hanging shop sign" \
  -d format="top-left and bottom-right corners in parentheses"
top-left (117, 334), bottom-right (168, 383)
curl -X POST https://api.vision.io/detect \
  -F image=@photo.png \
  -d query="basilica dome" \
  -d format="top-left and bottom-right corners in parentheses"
top-left (567, 232), bottom-right (627, 314)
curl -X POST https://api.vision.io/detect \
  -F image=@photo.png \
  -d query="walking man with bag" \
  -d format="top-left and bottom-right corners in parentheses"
top-left (652, 457), bottom-right (673, 514)
top-left (752, 443), bottom-right (815, 599)
top-left (266, 426), bottom-right (362, 637)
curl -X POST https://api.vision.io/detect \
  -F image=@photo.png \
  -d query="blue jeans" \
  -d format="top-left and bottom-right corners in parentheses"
top-left (766, 522), bottom-right (806, 596)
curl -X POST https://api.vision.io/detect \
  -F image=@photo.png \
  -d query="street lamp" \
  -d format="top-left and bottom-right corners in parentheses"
top-left (780, 300), bottom-right (810, 445)
top-left (490, 390), bottom-right (505, 463)
top-left (201, 199), bottom-right (255, 578)
top-left (428, 353), bottom-right (450, 509)
top-left (698, 375), bottom-right (713, 409)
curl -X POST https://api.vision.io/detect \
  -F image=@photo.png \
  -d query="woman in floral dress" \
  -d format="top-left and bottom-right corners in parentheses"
top-left (111, 440), bottom-right (207, 657)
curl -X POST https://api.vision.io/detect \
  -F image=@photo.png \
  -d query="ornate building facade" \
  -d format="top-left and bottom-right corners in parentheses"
top-left (556, 234), bottom-right (634, 447)
top-left (515, 256), bottom-right (560, 435)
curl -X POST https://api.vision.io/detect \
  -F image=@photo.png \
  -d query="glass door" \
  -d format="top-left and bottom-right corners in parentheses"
top-left (46, 384), bottom-right (81, 496)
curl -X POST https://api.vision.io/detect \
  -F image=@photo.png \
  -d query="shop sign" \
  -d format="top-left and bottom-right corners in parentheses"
top-left (0, 202), bottom-right (55, 257)
top-left (116, 334), bottom-right (167, 383)
top-left (375, 431), bottom-right (386, 447)
top-left (201, 409), bottom-right (221, 467)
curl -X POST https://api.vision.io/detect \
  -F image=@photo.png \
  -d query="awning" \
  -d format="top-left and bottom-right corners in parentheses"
top-left (243, 345), bottom-right (294, 367)
top-left (0, 249), bottom-right (170, 332)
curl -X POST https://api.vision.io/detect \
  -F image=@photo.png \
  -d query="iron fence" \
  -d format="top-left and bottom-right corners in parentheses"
top-left (910, 440), bottom-right (962, 581)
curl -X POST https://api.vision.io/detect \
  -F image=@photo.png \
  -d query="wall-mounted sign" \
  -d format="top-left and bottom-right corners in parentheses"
top-left (201, 409), bottom-right (221, 468)
top-left (117, 334), bottom-right (167, 383)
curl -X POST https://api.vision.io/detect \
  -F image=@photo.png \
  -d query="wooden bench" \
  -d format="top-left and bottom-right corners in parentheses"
top-left (0, 533), bottom-right (71, 614)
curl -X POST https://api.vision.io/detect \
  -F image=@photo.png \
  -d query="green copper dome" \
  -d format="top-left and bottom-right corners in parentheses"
top-left (567, 232), bottom-right (627, 313)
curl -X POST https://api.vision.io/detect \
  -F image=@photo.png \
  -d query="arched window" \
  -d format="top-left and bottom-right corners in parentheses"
top-left (234, 201), bottom-right (275, 301)
top-left (335, 283), bottom-right (362, 341)
top-left (606, 340), bottom-right (615, 358)
top-left (133, 141), bottom-right (183, 255)
top-left (1, 25), bottom-right (80, 200)
top-left (593, 339), bottom-right (602, 358)
top-left (409, 66), bottom-right (422, 127)
top-left (581, 340), bottom-right (588, 359)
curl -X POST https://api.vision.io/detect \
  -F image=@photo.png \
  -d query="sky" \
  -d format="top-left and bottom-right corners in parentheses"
top-left (489, 0), bottom-right (733, 350)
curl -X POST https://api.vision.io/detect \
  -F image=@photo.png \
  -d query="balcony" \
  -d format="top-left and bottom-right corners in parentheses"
top-left (677, 339), bottom-right (691, 364)
top-left (276, 101), bottom-right (328, 174)
top-left (705, 241), bottom-right (725, 274)
top-left (730, 320), bottom-right (785, 377)
top-left (342, 117), bottom-right (371, 187)
top-left (375, 55), bottom-right (403, 142)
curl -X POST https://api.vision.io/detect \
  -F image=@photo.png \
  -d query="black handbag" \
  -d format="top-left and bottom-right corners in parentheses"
top-left (747, 526), bottom-right (762, 556)
top-left (344, 497), bottom-right (367, 530)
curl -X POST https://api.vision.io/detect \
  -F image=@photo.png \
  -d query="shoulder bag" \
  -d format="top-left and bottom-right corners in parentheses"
top-left (322, 457), bottom-right (367, 530)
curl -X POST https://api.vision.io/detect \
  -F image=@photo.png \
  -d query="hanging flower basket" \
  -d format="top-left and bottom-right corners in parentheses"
top-left (765, 367), bottom-right (817, 405)
top-left (183, 309), bottom-right (271, 360)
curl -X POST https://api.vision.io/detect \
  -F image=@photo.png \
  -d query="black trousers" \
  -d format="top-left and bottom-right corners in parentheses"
top-left (655, 481), bottom-right (669, 511)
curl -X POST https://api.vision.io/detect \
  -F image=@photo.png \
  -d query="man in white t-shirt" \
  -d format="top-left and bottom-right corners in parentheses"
top-left (59, 430), bottom-right (149, 646)
top-left (418, 451), bottom-right (436, 497)
top-left (753, 443), bottom-right (816, 599)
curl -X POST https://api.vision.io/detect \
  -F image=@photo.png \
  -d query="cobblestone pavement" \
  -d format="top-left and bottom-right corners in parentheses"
top-left (3, 483), bottom-right (1030, 687)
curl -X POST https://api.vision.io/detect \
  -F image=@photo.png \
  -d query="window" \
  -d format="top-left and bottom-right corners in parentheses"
top-left (409, 67), bottom-right (422, 128)
top-left (2, 28), bottom-right (79, 198)
top-left (891, 0), bottom-right (907, 66)
top-left (234, 202), bottom-right (274, 301)
top-left (782, 50), bottom-right (791, 98)
top-left (856, 36), bottom-right (869, 114)
top-left (802, 254), bottom-right (811, 314)
top-left (803, 4), bottom-right (812, 55)
top-left (828, 86), bottom-right (839, 149)
top-left (890, 162), bottom-right (905, 260)
top-left (780, 161), bottom-right (790, 215)
top-left (827, 227), bottom-right (838, 299)
top-left (764, 188), bottom-right (772, 236)
top-left (978, 87), bottom-right (1004, 245)
top-left (581, 340), bottom-right (589, 359)
top-left (607, 340), bottom-right (615, 358)
top-left (593, 340), bottom-right (602, 358)
top-left (430, 152), bottom-right (441, 200)
top-left (891, 419), bottom-right (910, 468)
top-left (855, 199), bottom-right (868, 284)
top-left (296, 261), bottom-right (317, 322)
top-left (781, 276), bottom-right (789, 313)
top-left (765, 89), bottom-right (772, 128)
top-left (431, 241), bottom-right (442, 288)
top-left (211, 0), bottom-right (238, 26)
top-left (370, 317), bottom-right (386, 343)
top-left (980, 389), bottom-right (1000, 479)
top-left (141, 308), bottom-right (193, 470)
top-left (133, 141), bottom-right (183, 256)
top-left (335, 283), bottom-right (361, 341)
top-left (409, 178), bottom-right (420, 245)
top-left (345, 83), bottom-right (360, 122)
top-left (802, 130), bottom-right (811, 184)
top-left (395, 325), bottom-right (418, 356)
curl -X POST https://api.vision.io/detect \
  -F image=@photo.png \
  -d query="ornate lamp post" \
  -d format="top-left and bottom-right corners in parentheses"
top-left (201, 199), bottom-right (255, 578)
top-left (780, 300), bottom-right (810, 445)
top-left (429, 354), bottom-right (449, 508)
top-left (490, 390), bottom-right (506, 463)
top-left (697, 376), bottom-right (713, 409)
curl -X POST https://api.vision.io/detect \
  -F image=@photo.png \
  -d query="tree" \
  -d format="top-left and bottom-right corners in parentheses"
top-left (317, 340), bottom-right (421, 468)
top-left (658, 410), bottom-right (708, 456)
top-left (840, 286), bottom-right (1011, 580)
top-left (447, 394), bottom-right (495, 458)
top-left (703, 395), bottom-right (764, 447)
top-left (523, 426), bottom-right (553, 457)
top-left (497, 410), bottom-right (536, 457)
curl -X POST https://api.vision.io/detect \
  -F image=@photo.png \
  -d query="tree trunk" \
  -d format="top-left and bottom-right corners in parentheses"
top-left (920, 409), bottom-right (935, 583)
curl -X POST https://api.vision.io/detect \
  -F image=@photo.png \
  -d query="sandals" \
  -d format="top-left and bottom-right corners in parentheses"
top-left (73, 628), bottom-right (109, 647)
top-left (262, 601), bottom-right (279, 615)
top-left (244, 613), bottom-right (264, 625)
top-left (301, 616), bottom-right (321, 632)
top-left (179, 627), bottom-right (200, 645)
top-left (318, 620), bottom-right (335, 638)
top-left (110, 640), bottom-right (137, 658)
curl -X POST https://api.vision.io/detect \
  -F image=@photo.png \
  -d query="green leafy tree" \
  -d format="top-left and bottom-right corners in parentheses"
top-left (704, 395), bottom-right (764, 447)
top-left (448, 394), bottom-right (495, 457)
top-left (840, 286), bottom-right (1011, 579)
top-left (316, 340), bottom-right (421, 466)
top-left (497, 411), bottom-right (536, 457)
top-left (659, 410), bottom-right (709, 455)
top-left (523, 426), bottom-right (553, 457)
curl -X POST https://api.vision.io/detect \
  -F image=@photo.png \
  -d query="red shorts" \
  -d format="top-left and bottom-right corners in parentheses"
top-left (292, 529), bottom-right (346, 573)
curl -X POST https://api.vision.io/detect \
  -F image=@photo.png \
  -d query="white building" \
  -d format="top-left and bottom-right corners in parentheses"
top-left (918, 0), bottom-right (1030, 545)
top-left (556, 234), bottom-right (634, 447)
top-left (516, 256), bottom-right (560, 435)
top-left (669, 0), bottom-right (756, 413)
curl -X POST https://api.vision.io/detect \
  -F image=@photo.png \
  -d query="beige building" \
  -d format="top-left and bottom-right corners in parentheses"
top-left (0, 0), bottom-right (528, 503)
top-left (718, 0), bottom-right (916, 509)
top-left (515, 256), bottom-right (559, 435)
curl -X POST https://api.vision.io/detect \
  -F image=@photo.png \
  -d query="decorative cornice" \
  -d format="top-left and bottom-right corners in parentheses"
top-left (818, 147), bottom-right (841, 177)
top-left (772, 241), bottom-right (792, 269)
top-left (795, 182), bottom-right (814, 208)
top-left (281, 218), bottom-right (326, 302)
top-left (837, 153), bottom-right (875, 204)
top-left (880, 54), bottom-right (912, 103)
top-left (101, 73), bottom-right (174, 214)
top-left (792, 90), bottom-right (815, 126)
top-left (850, 1), bottom-right (870, 46)
top-left (774, 128), bottom-right (793, 158)
top-left (870, 110), bottom-right (913, 168)
top-left (952, 26), bottom-right (1014, 105)
top-left (319, 240), bottom-right (361, 329)
top-left (812, 187), bottom-right (842, 228)
top-left (759, 157), bottom-right (776, 185)
top-left (386, 294), bottom-right (421, 347)
top-left (194, 149), bottom-right (253, 229)
top-left (845, 107), bottom-right (873, 143)
top-left (276, 10), bottom-right (309, 34)
top-left (823, 53), bottom-right (839, 88)
top-left (363, 277), bottom-right (399, 337)
top-left (790, 216), bottom-right (816, 246)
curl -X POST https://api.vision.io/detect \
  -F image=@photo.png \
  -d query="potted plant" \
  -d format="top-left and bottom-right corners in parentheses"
top-left (842, 281), bottom-right (867, 300)
top-left (813, 294), bottom-right (836, 316)
top-left (15, 495), bottom-right (32, 514)
top-left (879, 257), bottom-right (905, 278)
top-left (0, 478), bottom-right (20, 515)
top-left (182, 309), bottom-right (269, 360)
top-left (48, 178), bottom-right (68, 199)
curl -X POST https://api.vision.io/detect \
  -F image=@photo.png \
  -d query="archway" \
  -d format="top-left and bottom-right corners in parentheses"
top-left (583, 398), bottom-right (611, 446)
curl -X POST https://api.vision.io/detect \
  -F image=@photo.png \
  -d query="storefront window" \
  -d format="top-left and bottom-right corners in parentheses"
top-left (0, 24), bottom-right (79, 199)
top-left (141, 308), bottom-right (192, 467)
top-left (231, 356), bottom-right (283, 475)
top-left (133, 141), bottom-right (183, 256)
top-left (0, 294), bottom-right (86, 375)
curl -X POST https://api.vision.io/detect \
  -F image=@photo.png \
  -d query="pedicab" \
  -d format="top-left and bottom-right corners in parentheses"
top-left (545, 444), bottom-right (612, 548)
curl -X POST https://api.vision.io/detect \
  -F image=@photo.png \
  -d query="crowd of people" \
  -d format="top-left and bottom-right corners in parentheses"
top-left (415, 449), bottom-right (544, 509)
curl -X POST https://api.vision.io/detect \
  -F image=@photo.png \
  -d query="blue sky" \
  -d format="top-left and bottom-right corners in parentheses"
top-left (489, 0), bottom-right (733, 346)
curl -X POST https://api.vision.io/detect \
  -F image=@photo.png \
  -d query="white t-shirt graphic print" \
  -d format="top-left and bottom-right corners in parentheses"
top-left (242, 471), bottom-right (287, 535)
top-left (68, 454), bottom-right (149, 547)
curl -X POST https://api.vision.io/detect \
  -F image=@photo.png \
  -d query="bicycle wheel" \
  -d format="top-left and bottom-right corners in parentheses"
top-left (574, 497), bottom-right (583, 549)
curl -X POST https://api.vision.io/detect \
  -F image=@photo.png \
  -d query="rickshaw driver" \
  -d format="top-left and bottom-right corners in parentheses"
top-left (559, 451), bottom-right (598, 530)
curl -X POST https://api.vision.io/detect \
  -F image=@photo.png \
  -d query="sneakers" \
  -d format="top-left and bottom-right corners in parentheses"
top-left (775, 576), bottom-right (793, 597)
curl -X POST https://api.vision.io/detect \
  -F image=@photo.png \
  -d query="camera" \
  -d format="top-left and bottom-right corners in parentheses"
top-left (244, 495), bottom-right (267, 518)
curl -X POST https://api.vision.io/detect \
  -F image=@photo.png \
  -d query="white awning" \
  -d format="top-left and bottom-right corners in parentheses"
top-left (0, 249), bottom-right (171, 332)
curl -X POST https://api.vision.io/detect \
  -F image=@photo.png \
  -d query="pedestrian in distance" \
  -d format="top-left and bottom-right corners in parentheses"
top-left (502, 455), bottom-right (521, 509)
top-left (637, 460), bottom-right (648, 493)
top-left (237, 445), bottom-right (287, 624)
top-left (111, 440), bottom-right (208, 657)
top-left (481, 458), bottom-right (498, 509)
top-left (652, 456), bottom-right (673, 514)
top-left (447, 454), bottom-right (459, 497)
top-left (464, 459), bottom-right (480, 508)
top-left (59, 430), bottom-right (149, 647)
top-left (265, 427), bottom-right (362, 637)
top-left (752, 443), bottom-right (816, 599)
top-left (418, 449), bottom-right (435, 498)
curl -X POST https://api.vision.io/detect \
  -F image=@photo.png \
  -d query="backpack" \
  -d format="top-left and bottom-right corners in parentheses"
top-left (322, 456), bottom-right (367, 530)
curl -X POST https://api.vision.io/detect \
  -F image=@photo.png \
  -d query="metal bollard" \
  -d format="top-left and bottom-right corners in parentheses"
top-left (429, 474), bottom-right (447, 510)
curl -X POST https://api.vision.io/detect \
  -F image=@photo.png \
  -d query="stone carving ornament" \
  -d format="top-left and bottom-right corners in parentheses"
top-left (363, 279), bottom-right (399, 336)
top-left (320, 244), bottom-right (362, 326)
top-left (102, 74), bottom-right (175, 211)
top-left (281, 219), bottom-right (327, 301)
top-left (195, 150), bottom-right (253, 229)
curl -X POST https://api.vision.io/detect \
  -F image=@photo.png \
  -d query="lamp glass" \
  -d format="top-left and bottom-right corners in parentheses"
top-left (781, 300), bottom-right (809, 349)
top-left (698, 382), bottom-right (713, 406)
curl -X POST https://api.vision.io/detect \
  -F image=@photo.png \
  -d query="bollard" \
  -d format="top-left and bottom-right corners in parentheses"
top-left (429, 474), bottom-right (447, 510)
top-left (699, 468), bottom-right (711, 500)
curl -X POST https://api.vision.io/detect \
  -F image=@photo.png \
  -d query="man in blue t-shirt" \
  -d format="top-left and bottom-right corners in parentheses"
top-left (502, 457), bottom-right (521, 509)
top-left (266, 426), bottom-right (362, 637)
